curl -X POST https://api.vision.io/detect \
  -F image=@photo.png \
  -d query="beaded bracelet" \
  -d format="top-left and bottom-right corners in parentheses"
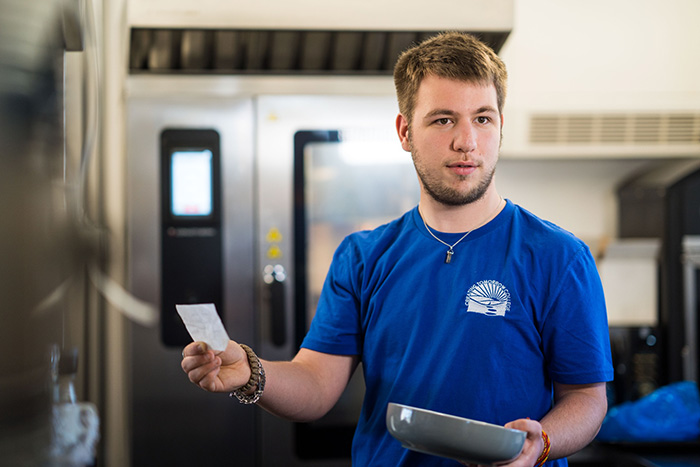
top-left (229, 344), bottom-right (266, 405)
top-left (534, 430), bottom-right (551, 467)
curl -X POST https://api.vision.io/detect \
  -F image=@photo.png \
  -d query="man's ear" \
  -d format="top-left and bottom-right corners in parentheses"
top-left (396, 113), bottom-right (411, 152)
top-left (499, 113), bottom-right (505, 148)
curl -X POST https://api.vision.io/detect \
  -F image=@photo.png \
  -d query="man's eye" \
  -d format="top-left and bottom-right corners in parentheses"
top-left (476, 116), bottom-right (491, 124)
top-left (435, 118), bottom-right (451, 125)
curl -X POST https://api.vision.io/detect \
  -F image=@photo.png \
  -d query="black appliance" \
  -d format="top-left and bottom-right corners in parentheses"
top-left (618, 160), bottom-right (700, 386)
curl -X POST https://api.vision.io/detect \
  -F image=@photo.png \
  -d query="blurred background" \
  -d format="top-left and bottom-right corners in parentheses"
top-left (1, 0), bottom-right (698, 465)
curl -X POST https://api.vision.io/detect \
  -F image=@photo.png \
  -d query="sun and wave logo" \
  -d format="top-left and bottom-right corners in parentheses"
top-left (465, 280), bottom-right (511, 317)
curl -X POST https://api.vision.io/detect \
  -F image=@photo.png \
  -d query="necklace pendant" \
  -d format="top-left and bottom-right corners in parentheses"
top-left (445, 249), bottom-right (454, 264)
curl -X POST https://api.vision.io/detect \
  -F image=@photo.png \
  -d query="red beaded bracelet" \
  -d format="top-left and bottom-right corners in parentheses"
top-left (534, 430), bottom-right (550, 467)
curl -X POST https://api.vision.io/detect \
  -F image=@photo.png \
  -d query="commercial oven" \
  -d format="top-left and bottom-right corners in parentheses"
top-left (125, 77), bottom-right (420, 466)
top-left (123, 3), bottom-right (512, 462)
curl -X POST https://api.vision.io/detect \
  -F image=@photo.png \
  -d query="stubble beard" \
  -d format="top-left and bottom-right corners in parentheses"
top-left (411, 148), bottom-right (496, 206)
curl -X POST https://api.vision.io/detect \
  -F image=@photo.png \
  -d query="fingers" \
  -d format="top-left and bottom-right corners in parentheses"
top-left (192, 361), bottom-right (223, 392)
top-left (504, 418), bottom-right (539, 434)
top-left (181, 342), bottom-right (222, 390)
top-left (498, 419), bottom-right (544, 467)
top-left (180, 340), bottom-right (248, 393)
top-left (182, 341), bottom-right (208, 358)
top-left (181, 342), bottom-right (213, 373)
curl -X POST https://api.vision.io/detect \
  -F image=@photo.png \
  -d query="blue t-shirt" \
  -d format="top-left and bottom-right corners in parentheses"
top-left (301, 200), bottom-right (614, 466)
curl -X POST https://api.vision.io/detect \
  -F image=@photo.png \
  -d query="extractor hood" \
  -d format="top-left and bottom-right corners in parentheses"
top-left (127, 0), bottom-right (513, 75)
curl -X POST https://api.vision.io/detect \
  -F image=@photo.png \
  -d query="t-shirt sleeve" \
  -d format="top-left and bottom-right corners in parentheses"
top-left (541, 245), bottom-right (614, 384)
top-left (300, 237), bottom-right (364, 355)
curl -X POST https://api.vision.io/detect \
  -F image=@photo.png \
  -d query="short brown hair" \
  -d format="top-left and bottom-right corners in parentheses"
top-left (393, 32), bottom-right (508, 125)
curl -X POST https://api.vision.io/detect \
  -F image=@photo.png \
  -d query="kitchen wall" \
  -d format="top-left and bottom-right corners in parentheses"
top-left (496, 159), bottom-right (650, 246)
top-left (494, 0), bottom-right (700, 249)
top-left (501, 0), bottom-right (700, 116)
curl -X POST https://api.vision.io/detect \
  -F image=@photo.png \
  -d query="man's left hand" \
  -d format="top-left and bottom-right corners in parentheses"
top-left (460, 418), bottom-right (544, 467)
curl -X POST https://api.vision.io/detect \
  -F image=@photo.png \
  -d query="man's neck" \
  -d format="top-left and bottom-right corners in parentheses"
top-left (418, 190), bottom-right (504, 233)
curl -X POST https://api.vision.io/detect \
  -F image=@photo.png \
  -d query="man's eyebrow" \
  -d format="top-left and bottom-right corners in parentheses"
top-left (475, 106), bottom-right (499, 115)
top-left (422, 106), bottom-right (499, 120)
top-left (423, 109), bottom-right (458, 119)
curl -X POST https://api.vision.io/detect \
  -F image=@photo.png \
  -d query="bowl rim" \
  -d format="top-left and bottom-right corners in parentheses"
top-left (387, 402), bottom-right (527, 436)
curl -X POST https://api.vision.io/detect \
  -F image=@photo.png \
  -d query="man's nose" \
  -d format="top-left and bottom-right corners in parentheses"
top-left (452, 123), bottom-right (477, 153)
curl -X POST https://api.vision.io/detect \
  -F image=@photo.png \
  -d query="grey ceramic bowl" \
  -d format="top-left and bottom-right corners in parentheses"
top-left (386, 403), bottom-right (527, 464)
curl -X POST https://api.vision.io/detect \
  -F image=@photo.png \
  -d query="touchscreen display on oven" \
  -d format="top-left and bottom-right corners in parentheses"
top-left (170, 149), bottom-right (213, 218)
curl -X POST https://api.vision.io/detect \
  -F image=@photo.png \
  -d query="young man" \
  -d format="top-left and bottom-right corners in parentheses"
top-left (182, 32), bottom-right (613, 466)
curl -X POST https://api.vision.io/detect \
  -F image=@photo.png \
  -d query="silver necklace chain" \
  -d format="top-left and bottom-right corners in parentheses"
top-left (420, 199), bottom-right (504, 264)
top-left (421, 218), bottom-right (471, 264)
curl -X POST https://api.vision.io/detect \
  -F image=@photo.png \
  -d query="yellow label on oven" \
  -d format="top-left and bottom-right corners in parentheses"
top-left (265, 227), bottom-right (283, 243)
top-left (266, 244), bottom-right (283, 259)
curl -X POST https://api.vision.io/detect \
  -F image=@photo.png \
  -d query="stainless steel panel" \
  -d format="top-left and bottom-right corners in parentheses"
top-left (255, 95), bottom-right (413, 466)
top-left (1, 2), bottom-right (73, 463)
top-left (180, 30), bottom-right (209, 70)
top-left (213, 30), bottom-right (243, 70)
top-left (125, 83), bottom-right (408, 465)
top-left (269, 31), bottom-right (300, 70)
top-left (126, 95), bottom-right (256, 466)
top-left (331, 32), bottom-right (363, 71)
top-left (256, 94), bottom-right (402, 359)
top-left (299, 32), bottom-right (331, 70)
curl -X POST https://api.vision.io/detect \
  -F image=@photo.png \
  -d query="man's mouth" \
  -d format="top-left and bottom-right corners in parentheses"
top-left (447, 161), bottom-right (477, 176)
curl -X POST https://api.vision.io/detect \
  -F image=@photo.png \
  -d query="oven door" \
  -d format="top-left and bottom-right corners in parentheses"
top-left (127, 94), bottom-right (256, 466)
top-left (256, 95), bottom-right (419, 465)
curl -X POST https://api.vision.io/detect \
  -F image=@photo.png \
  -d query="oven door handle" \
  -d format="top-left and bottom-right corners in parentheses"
top-left (264, 265), bottom-right (287, 347)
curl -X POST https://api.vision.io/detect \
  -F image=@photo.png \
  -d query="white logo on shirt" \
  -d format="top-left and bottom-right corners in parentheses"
top-left (465, 280), bottom-right (511, 317)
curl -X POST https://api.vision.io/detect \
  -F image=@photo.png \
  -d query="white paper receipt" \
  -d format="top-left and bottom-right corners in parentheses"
top-left (175, 303), bottom-right (230, 352)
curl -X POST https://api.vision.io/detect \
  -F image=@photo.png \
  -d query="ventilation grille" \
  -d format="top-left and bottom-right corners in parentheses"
top-left (129, 28), bottom-right (509, 75)
top-left (530, 113), bottom-right (700, 146)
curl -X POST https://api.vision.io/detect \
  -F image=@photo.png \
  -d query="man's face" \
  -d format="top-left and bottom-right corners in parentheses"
top-left (396, 75), bottom-right (503, 206)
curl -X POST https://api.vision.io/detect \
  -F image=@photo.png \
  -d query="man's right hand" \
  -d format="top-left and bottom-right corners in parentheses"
top-left (181, 340), bottom-right (251, 393)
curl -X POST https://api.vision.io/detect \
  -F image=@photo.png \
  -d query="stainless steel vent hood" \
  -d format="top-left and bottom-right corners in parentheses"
top-left (126, 0), bottom-right (513, 75)
top-left (129, 29), bottom-right (510, 74)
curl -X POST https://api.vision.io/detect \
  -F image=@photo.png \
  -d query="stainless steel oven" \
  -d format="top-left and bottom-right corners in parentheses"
top-left (126, 77), bottom-right (419, 466)
top-left (123, 5), bottom-right (511, 460)
top-left (127, 92), bottom-right (257, 466)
